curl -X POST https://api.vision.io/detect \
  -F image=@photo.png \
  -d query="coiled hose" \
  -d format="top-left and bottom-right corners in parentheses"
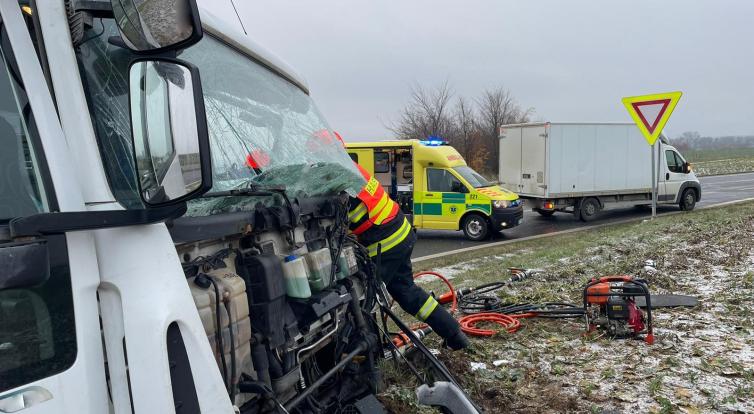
top-left (394, 270), bottom-right (583, 342)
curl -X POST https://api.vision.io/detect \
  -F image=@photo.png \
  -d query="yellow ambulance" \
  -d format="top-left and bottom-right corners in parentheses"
top-left (346, 139), bottom-right (524, 240)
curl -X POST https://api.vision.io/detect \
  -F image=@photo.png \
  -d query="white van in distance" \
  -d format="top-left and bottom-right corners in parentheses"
top-left (499, 122), bottom-right (701, 221)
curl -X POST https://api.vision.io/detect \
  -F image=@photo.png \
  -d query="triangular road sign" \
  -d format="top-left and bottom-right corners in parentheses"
top-left (622, 91), bottom-right (682, 145)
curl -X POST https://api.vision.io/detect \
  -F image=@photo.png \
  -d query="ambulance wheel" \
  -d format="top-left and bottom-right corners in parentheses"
top-left (579, 198), bottom-right (600, 222)
top-left (680, 188), bottom-right (697, 211)
top-left (462, 214), bottom-right (489, 241)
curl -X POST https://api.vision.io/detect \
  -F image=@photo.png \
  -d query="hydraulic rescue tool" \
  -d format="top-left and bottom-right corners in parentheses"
top-left (583, 276), bottom-right (654, 344)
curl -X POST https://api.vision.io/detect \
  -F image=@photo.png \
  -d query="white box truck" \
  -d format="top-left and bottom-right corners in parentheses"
top-left (498, 122), bottom-right (701, 221)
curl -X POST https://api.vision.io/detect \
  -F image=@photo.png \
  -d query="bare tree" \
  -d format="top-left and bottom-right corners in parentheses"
top-left (452, 96), bottom-right (477, 160)
top-left (389, 81), bottom-right (455, 141)
top-left (477, 87), bottom-right (531, 171)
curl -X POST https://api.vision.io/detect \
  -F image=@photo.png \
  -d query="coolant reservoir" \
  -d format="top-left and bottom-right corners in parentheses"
top-left (304, 248), bottom-right (332, 292)
top-left (282, 255), bottom-right (312, 299)
top-left (187, 254), bottom-right (254, 407)
top-left (336, 246), bottom-right (358, 280)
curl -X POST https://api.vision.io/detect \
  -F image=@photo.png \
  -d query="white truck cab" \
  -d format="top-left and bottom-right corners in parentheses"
top-left (0, 1), bottom-right (434, 413)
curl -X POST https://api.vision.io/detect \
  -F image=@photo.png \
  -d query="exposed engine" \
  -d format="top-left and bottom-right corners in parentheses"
top-left (173, 195), bottom-right (383, 413)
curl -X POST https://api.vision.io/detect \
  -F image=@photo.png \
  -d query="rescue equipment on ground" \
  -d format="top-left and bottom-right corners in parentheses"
top-left (583, 276), bottom-right (654, 344)
top-left (393, 269), bottom-right (661, 345)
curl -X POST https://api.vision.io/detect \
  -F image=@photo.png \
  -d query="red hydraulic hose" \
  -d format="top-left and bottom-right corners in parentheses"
top-left (412, 271), bottom-right (458, 314)
top-left (393, 271), bottom-right (541, 347)
top-left (392, 271), bottom-right (458, 348)
top-left (457, 312), bottom-right (537, 337)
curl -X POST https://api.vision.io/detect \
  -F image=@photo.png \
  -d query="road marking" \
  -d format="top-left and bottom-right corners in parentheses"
top-left (412, 197), bottom-right (754, 264)
top-left (707, 178), bottom-right (754, 184)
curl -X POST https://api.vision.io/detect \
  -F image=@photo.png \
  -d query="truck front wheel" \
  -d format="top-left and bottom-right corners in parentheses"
top-left (579, 198), bottom-right (600, 222)
top-left (462, 214), bottom-right (489, 241)
top-left (679, 188), bottom-right (697, 211)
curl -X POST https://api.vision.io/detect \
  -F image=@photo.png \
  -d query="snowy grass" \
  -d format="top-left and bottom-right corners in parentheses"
top-left (380, 201), bottom-right (754, 413)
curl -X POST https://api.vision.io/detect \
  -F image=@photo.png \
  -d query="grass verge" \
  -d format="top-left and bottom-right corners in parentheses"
top-left (380, 201), bottom-right (754, 413)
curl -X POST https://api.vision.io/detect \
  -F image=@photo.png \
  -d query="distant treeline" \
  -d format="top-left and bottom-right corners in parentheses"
top-left (389, 82), bottom-right (532, 173)
top-left (671, 131), bottom-right (754, 151)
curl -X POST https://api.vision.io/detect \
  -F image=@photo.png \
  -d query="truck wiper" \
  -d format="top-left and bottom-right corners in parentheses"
top-left (203, 185), bottom-right (298, 233)
top-left (202, 184), bottom-right (288, 198)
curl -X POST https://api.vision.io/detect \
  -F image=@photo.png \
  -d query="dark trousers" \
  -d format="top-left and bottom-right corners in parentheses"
top-left (378, 232), bottom-right (462, 340)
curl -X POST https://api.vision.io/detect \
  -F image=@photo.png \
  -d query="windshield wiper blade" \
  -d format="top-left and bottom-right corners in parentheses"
top-left (203, 184), bottom-right (287, 198)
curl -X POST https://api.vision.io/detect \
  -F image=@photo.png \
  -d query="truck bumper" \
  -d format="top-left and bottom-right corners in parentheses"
top-left (491, 205), bottom-right (524, 231)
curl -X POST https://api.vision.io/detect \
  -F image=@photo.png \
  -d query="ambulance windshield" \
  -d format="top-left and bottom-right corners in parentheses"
top-left (453, 166), bottom-right (492, 188)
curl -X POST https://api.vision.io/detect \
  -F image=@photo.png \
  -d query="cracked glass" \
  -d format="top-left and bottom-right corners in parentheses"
top-left (77, 19), bottom-right (364, 215)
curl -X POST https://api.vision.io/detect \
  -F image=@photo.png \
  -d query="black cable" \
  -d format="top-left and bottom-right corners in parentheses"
top-left (457, 281), bottom-right (584, 317)
top-left (78, 18), bottom-right (105, 46)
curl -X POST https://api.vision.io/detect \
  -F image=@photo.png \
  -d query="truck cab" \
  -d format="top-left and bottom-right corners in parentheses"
top-left (346, 140), bottom-right (523, 240)
top-left (661, 143), bottom-right (700, 210)
top-left (0, 1), bottom-right (397, 413)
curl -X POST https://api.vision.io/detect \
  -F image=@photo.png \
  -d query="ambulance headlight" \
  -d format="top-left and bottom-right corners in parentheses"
top-left (493, 200), bottom-right (511, 209)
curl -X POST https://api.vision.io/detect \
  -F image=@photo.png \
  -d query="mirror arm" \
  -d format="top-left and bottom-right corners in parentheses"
top-left (10, 204), bottom-right (187, 238)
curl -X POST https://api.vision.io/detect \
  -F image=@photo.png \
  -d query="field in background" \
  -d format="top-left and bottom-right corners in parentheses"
top-left (380, 202), bottom-right (754, 413)
top-left (684, 148), bottom-right (754, 177)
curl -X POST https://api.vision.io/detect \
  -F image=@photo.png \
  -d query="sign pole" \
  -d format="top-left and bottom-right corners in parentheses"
top-left (651, 141), bottom-right (657, 218)
top-left (622, 91), bottom-right (682, 220)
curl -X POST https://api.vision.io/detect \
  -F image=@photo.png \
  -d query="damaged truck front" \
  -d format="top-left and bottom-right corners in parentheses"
top-left (0, 0), bottom-right (389, 412)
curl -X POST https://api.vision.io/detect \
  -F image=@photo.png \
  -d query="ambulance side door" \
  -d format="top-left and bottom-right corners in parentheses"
top-left (419, 168), bottom-right (468, 230)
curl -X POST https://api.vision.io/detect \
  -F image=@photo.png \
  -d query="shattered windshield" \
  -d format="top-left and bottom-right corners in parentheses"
top-left (76, 19), bottom-right (363, 215)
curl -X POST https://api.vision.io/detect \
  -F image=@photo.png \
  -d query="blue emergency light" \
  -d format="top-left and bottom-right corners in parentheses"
top-left (419, 136), bottom-right (447, 146)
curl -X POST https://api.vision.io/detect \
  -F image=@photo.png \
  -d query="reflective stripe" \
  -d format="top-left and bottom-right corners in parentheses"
top-left (349, 203), bottom-right (367, 223)
top-left (368, 193), bottom-right (390, 219)
top-left (373, 200), bottom-right (397, 225)
top-left (415, 296), bottom-right (439, 321)
top-left (350, 218), bottom-right (373, 235)
top-left (367, 218), bottom-right (412, 257)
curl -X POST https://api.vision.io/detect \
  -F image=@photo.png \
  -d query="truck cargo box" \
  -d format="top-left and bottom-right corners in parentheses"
top-left (499, 122), bottom-right (654, 198)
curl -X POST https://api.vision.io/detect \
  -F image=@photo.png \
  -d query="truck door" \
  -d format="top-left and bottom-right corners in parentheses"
top-left (661, 148), bottom-right (686, 203)
top-left (520, 125), bottom-right (547, 196)
top-left (499, 126), bottom-right (522, 193)
top-left (418, 168), bottom-right (468, 230)
top-left (0, 3), bottom-right (107, 411)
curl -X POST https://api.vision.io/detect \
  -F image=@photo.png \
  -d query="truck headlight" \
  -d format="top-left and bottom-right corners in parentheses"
top-left (493, 200), bottom-right (511, 209)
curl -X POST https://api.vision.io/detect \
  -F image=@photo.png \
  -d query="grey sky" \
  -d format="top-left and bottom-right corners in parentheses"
top-left (205, 0), bottom-right (754, 141)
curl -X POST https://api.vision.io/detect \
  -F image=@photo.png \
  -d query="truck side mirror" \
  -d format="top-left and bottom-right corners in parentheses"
top-left (129, 58), bottom-right (212, 206)
top-left (111, 0), bottom-right (202, 53)
top-left (0, 240), bottom-right (49, 290)
top-left (684, 162), bottom-right (692, 174)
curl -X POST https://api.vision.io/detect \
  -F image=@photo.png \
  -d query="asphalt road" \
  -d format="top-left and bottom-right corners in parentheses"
top-left (412, 172), bottom-right (754, 258)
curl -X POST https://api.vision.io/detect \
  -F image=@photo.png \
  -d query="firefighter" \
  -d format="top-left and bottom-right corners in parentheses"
top-left (347, 161), bottom-right (469, 351)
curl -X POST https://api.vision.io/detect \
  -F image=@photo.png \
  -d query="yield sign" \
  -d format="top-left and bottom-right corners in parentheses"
top-left (622, 91), bottom-right (682, 145)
